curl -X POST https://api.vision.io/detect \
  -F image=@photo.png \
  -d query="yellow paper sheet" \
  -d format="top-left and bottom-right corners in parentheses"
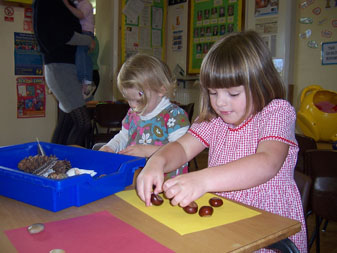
top-left (116, 190), bottom-right (260, 235)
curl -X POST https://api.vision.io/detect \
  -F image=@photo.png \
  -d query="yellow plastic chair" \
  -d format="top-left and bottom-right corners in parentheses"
top-left (297, 85), bottom-right (337, 142)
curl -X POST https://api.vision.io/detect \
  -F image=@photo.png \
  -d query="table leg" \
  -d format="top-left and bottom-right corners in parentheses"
top-left (267, 238), bottom-right (300, 253)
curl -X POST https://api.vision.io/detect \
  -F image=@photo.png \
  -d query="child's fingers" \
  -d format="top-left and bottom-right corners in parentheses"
top-left (136, 178), bottom-right (145, 202)
top-left (153, 182), bottom-right (163, 195)
top-left (136, 174), bottom-right (155, 206)
top-left (162, 177), bottom-right (176, 191)
top-left (144, 182), bottom-right (153, 206)
top-left (163, 180), bottom-right (180, 203)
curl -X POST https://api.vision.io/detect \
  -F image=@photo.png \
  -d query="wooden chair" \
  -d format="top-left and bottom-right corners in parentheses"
top-left (310, 177), bottom-right (337, 253)
top-left (295, 133), bottom-right (317, 174)
top-left (92, 103), bottom-right (129, 147)
top-left (294, 170), bottom-right (312, 218)
top-left (305, 149), bottom-right (337, 251)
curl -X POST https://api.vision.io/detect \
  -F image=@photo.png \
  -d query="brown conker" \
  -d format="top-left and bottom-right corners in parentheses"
top-left (151, 193), bottom-right (164, 206)
top-left (209, 197), bottom-right (223, 207)
top-left (199, 206), bottom-right (213, 217)
top-left (183, 201), bottom-right (198, 214)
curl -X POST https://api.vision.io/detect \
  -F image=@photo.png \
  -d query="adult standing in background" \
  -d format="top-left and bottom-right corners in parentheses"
top-left (33, 0), bottom-right (94, 147)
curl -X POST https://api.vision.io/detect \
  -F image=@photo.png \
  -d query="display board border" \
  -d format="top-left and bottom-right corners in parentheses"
top-left (187, 0), bottom-right (244, 74)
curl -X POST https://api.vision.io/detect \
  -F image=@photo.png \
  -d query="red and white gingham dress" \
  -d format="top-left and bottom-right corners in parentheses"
top-left (189, 99), bottom-right (307, 252)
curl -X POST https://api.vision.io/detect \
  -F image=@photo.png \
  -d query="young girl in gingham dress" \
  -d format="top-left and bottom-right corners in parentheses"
top-left (137, 31), bottom-right (307, 252)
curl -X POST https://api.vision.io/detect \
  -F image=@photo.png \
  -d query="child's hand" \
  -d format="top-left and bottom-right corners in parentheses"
top-left (119, 144), bottom-right (146, 157)
top-left (119, 144), bottom-right (158, 158)
top-left (89, 38), bottom-right (96, 52)
top-left (163, 170), bottom-right (207, 207)
top-left (99, 146), bottom-right (114, 153)
top-left (136, 162), bottom-right (165, 206)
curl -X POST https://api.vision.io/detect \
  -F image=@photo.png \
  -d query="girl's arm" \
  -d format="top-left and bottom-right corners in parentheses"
top-left (120, 118), bottom-right (189, 157)
top-left (136, 133), bottom-right (205, 206)
top-left (63, 0), bottom-right (85, 19)
top-left (99, 126), bottom-right (129, 153)
top-left (163, 139), bottom-right (289, 207)
top-left (119, 144), bottom-right (160, 158)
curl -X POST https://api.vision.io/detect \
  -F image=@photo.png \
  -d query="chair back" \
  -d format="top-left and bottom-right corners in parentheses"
top-left (295, 133), bottom-right (317, 173)
top-left (294, 170), bottom-right (312, 216)
top-left (180, 103), bottom-right (194, 124)
top-left (307, 150), bottom-right (337, 252)
top-left (94, 103), bottom-right (129, 129)
top-left (311, 177), bottom-right (337, 222)
top-left (92, 103), bottom-right (129, 144)
top-left (305, 149), bottom-right (337, 179)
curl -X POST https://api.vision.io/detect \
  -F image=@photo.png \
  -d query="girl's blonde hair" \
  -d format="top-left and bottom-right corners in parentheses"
top-left (117, 54), bottom-right (176, 113)
top-left (198, 30), bottom-right (285, 122)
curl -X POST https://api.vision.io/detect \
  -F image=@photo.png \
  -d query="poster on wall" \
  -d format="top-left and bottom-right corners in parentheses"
top-left (23, 7), bottom-right (33, 32)
top-left (14, 32), bottom-right (43, 76)
top-left (17, 77), bottom-right (46, 118)
top-left (322, 41), bottom-right (337, 65)
top-left (188, 0), bottom-right (243, 74)
top-left (255, 0), bottom-right (279, 17)
top-left (170, 3), bottom-right (184, 52)
top-left (4, 6), bottom-right (15, 22)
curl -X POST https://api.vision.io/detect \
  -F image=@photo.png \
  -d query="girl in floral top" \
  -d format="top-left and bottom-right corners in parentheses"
top-left (100, 54), bottom-right (190, 178)
top-left (136, 31), bottom-right (307, 252)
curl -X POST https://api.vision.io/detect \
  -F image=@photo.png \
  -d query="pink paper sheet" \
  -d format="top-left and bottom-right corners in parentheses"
top-left (5, 210), bottom-right (173, 253)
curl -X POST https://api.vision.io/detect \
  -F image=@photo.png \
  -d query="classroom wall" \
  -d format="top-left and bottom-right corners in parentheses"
top-left (166, 0), bottom-right (337, 113)
top-left (0, 1), bottom-right (336, 146)
top-left (0, 1), bottom-right (120, 147)
top-left (0, 4), bottom-right (57, 146)
top-left (293, 0), bottom-right (337, 109)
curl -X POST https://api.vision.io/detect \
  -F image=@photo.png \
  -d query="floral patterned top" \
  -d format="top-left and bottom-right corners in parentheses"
top-left (123, 102), bottom-right (190, 178)
top-left (104, 97), bottom-right (190, 178)
top-left (124, 104), bottom-right (188, 147)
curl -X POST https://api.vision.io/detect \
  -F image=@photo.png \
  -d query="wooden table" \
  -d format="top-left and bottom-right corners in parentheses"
top-left (0, 192), bottom-right (301, 252)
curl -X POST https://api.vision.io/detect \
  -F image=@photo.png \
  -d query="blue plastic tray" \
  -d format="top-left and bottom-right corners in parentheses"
top-left (0, 142), bottom-right (146, 212)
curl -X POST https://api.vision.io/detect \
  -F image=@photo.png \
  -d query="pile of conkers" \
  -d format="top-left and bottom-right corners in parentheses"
top-left (150, 193), bottom-right (223, 217)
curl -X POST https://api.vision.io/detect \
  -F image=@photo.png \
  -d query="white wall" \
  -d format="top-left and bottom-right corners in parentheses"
top-left (0, 4), bottom-right (57, 146)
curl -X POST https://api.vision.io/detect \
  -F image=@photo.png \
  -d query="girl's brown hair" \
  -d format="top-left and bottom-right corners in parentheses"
top-left (117, 54), bottom-right (176, 113)
top-left (198, 30), bottom-right (285, 122)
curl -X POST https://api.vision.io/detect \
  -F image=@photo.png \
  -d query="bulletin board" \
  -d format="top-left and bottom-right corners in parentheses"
top-left (120, 0), bottom-right (167, 64)
top-left (187, 0), bottom-right (244, 74)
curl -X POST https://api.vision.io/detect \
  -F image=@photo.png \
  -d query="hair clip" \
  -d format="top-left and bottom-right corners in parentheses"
top-left (138, 91), bottom-right (144, 97)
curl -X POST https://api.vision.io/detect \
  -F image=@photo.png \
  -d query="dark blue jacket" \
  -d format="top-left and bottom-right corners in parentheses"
top-left (33, 0), bottom-right (81, 64)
